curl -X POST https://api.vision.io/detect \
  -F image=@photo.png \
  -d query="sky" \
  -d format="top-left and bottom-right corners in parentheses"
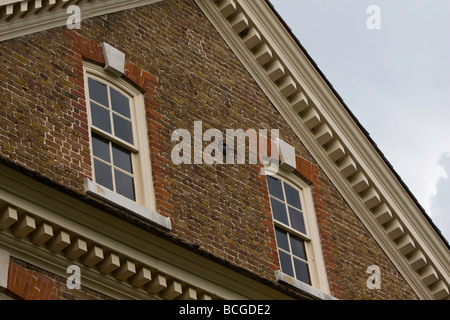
top-left (270, 0), bottom-right (450, 242)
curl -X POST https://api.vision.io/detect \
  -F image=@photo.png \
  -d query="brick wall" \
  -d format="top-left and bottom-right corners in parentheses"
top-left (6, 258), bottom-right (111, 300)
top-left (0, 0), bottom-right (417, 299)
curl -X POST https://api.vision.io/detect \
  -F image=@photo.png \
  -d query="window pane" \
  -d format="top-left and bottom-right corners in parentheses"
top-left (113, 114), bottom-right (134, 145)
top-left (112, 144), bottom-right (132, 173)
top-left (284, 182), bottom-right (302, 210)
top-left (290, 236), bottom-right (307, 261)
top-left (91, 102), bottom-right (111, 133)
top-left (88, 78), bottom-right (109, 107)
top-left (270, 198), bottom-right (289, 225)
top-left (115, 170), bottom-right (135, 201)
top-left (266, 176), bottom-right (284, 201)
top-left (293, 258), bottom-right (311, 285)
top-left (275, 227), bottom-right (290, 252)
top-left (279, 250), bottom-right (294, 278)
top-left (289, 207), bottom-right (306, 234)
top-left (94, 159), bottom-right (113, 190)
top-left (110, 88), bottom-right (131, 118)
top-left (92, 134), bottom-right (111, 162)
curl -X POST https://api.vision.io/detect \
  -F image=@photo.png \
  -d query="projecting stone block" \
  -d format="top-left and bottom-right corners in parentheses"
top-left (102, 42), bottom-right (125, 77)
top-left (278, 76), bottom-right (297, 98)
top-left (0, 206), bottom-right (18, 230)
top-left (327, 140), bottom-right (345, 162)
top-left (302, 108), bottom-right (321, 130)
top-left (130, 267), bottom-right (152, 288)
top-left (430, 280), bottom-right (449, 300)
top-left (361, 188), bottom-right (381, 209)
top-left (349, 171), bottom-right (370, 194)
top-left (408, 250), bottom-right (427, 271)
top-left (14, 215), bottom-right (36, 238)
top-left (230, 12), bottom-right (249, 34)
top-left (82, 246), bottom-right (104, 267)
top-left (338, 156), bottom-right (357, 178)
top-left (115, 260), bottom-right (136, 281)
top-left (147, 274), bottom-right (167, 294)
top-left (99, 252), bottom-right (120, 274)
top-left (254, 43), bottom-right (273, 66)
top-left (396, 234), bottom-right (416, 255)
top-left (372, 203), bottom-right (393, 225)
top-left (266, 59), bottom-right (285, 81)
top-left (276, 139), bottom-right (296, 172)
top-left (242, 28), bottom-right (261, 50)
top-left (31, 223), bottom-right (53, 245)
top-left (218, 0), bottom-right (236, 18)
top-left (419, 265), bottom-right (439, 286)
top-left (314, 124), bottom-right (333, 146)
top-left (48, 230), bottom-right (71, 253)
top-left (66, 238), bottom-right (88, 260)
top-left (160, 280), bottom-right (183, 300)
top-left (384, 219), bottom-right (404, 240)
top-left (291, 91), bottom-right (309, 114)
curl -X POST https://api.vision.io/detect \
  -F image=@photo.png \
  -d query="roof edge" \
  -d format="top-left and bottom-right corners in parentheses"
top-left (195, 0), bottom-right (450, 300)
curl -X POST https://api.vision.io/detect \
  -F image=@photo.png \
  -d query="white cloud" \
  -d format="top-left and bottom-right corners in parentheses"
top-left (430, 154), bottom-right (450, 241)
top-left (271, 0), bottom-right (450, 238)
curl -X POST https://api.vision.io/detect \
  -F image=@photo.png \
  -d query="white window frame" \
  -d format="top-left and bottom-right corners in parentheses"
top-left (265, 168), bottom-right (330, 295)
top-left (83, 62), bottom-right (161, 224)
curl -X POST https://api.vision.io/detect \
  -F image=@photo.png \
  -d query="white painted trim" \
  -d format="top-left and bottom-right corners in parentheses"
top-left (265, 168), bottom-right (330, 295)
top-left (0, 0), bottom-right (163, 42)
top-left (83, 61), bottom-right (157, 213)
top-left (84, 179), bottom-right (171, 231)
top-left (0, 248), bottom-right (9, 291)
top-left (276, 271), bottom-right (337, 300)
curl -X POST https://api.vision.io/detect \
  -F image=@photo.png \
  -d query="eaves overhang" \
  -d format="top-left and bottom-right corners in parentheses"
top-left (0, 0), bottom-right (163, 42)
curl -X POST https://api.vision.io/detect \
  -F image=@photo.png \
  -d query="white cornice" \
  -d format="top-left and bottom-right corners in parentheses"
top-left (195, 0), bottom-right (449, 300)
top-left (0, 163), bottom-right (298, 300)
top-left (0, 0), bottom-right (163, 42)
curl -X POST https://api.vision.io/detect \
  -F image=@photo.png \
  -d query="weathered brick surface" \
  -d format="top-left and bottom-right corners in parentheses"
top-left (0, 0), bottom-right (418, 299)
top-left (7, 258), bottom-right (112, 300)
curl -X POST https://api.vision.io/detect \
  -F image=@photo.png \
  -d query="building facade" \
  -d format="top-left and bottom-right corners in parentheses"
top-left (0, 0), bottom-right (449, 300)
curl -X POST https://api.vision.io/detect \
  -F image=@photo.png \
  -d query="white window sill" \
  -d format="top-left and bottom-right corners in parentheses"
top-left (84, 179), bottom-right (172, 230)
top-left (275, 271), bottom-right (337, 300)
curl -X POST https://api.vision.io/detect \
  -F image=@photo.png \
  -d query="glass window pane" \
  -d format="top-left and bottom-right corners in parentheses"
top-left (115, 170), bottom-right (135, 201)
top-left (112, 144), bottom-right (132, 173)
top-left (110, 88), bottom-right (131, 119)
top-left (91, 102), bottom-right (111, 133)
top-left (290, 236), bottom-right (307, 261)
top-left (293, 258), bottom-right (311, 285)
top-left (270, 198), bottom-right (289, 225)
top-left (284, 182), bottom-right (302, 210)
top-left (113, 114), bottom-right (134, 145)
top-left (92, 134), bottom-right (111, 162)
top-left (289, 207), bottom-right (306, 234)
top-left (88, 78), bottom-right (109, 107)
top-left (275, 227), bottom-right (290, 252)
top-left (94, 159), bottom-right (113, 190)
top-left (279, 250), bottom-right (294, 278)
top-left (266, 176), bottom-right (284, 201)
